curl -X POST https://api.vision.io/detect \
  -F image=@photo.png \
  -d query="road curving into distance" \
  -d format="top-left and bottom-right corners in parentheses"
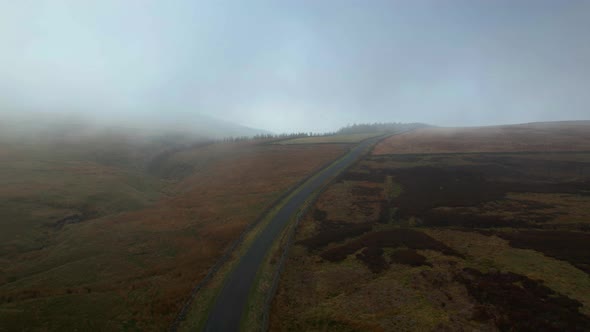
top-left (203, 132), bottom-right (404, 331)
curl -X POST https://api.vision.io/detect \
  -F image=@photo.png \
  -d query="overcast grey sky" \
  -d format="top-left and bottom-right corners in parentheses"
top-left (1, 0), bottom-right (589, 133)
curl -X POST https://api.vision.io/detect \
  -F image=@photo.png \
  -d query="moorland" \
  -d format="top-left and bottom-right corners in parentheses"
top-left (271, 122), bottom-right (590, 331)
top-left (0, 123), bottom-right (350, 331)
top-left (3, 120), bottom-right (590, 331)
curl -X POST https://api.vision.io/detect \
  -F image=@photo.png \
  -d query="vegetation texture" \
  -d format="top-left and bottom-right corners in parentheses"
top-left (0, 134), bottom-right (349, 331)
top-left (271, 123), bottom-right (590, 331)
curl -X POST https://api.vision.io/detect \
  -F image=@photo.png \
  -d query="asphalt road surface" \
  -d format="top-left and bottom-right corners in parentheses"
top-left (203, 134), bottom-right (393, 331)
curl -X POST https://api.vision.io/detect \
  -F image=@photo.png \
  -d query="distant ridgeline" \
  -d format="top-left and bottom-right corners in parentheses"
top-left (336, 122), bottom-right (429, 135)
top-left (237, 132), bottom-right (325, 141)
top-left (226, 122), bottom-right (428, 142)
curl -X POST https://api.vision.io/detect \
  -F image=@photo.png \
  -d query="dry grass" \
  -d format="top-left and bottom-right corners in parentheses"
top-left (373, 121), bottom-right (590, 155)
top-left (424, 229), bottom-right (590, 316)
top-left (271, 132), bottom-right (590, 330)
top-left (0, 139), bottom-right (349, 331)
top-left (316, 180), bottom-right (384, 224)
top-left (271, 225), bottom-right (486, 331)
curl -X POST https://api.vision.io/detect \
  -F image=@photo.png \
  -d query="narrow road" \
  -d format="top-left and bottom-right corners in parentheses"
top-left (203, 134), bottom-right (393, 331)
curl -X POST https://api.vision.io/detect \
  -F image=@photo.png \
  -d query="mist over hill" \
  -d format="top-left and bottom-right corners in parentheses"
top-left (0, 111), bottom-right (270, 143)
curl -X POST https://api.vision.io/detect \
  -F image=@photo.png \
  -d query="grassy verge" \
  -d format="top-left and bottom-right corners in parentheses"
top-left (178, 197), bottom-right (288, 331)
top-left (239, 196), bottom-right (313, 332)
top-left (240, 139), bottom-right (384, 330)
top-left (179, 178), bottom-right (330, 331)
top-left (177, 141), bottom-right (364, 330)
top-left (178, 137), bottom-right (381, 331)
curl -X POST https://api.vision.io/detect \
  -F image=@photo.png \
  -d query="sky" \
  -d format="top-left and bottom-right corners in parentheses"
top-left (1, 0), bottom-right (589, 133)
